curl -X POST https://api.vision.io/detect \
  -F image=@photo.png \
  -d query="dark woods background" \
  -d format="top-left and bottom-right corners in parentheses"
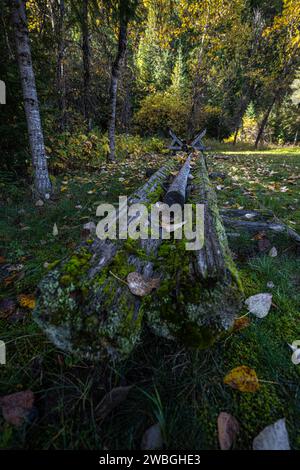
top-left (1, 0), bottom-right (299, 170)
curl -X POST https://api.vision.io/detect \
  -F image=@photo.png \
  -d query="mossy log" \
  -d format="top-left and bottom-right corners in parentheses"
top-left (34, 160), bottom-right (179, 361)
top-left (34, 153), bottom-right (243, 361)
top-left (146, 153), bottom-right (243, 347)
top-left (221, 210), bottom-right (300, 244)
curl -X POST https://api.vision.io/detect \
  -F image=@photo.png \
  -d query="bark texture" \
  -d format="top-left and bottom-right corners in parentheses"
top-left (11, 0), bottom-right (52, 199)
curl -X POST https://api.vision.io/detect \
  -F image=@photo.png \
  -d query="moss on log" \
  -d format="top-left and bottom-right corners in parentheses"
top-left (145, 153), bottom-right (244, 347)
top-left (34, 160), bottom-right (179, 361)
top-left (34, 153), bottom-right (243, 361)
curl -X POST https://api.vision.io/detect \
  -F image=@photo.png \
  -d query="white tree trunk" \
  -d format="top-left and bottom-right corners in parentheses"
top-left (11, 0), bottom-right (52, 199)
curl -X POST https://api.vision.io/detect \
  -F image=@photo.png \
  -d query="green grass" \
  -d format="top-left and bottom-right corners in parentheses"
top-left (0, 143), bottom-right (300, 449)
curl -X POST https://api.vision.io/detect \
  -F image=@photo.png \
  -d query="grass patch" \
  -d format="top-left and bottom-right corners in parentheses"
top-left (0, 143), bottom-right (299, 449)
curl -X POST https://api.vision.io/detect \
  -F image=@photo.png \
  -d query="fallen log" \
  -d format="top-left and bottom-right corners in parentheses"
top-left (222, 216), bottom-right (300, 244)
top-left (34, 159), bottom-right (179, 361)
top-left (145, 153), bottom-right (244, 346)
top-left (34, 154), bottom-right (243, 361)
top-left (163, 155), bottom-right (191, 207)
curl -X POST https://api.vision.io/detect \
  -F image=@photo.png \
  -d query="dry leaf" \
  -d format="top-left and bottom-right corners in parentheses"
top-left (52, 223), bottom-right (58, 236)
top-left (35, 199), bottom-right (44, 207)
top-left (245, 293), bottom-right (272, 318)
top-left (291, 349), bottom-right (300, 365)
top-left (0, 390), bottom-right (35, 426)
top-left (253, 419), bottom-right (290, 450)
top-left (269, 246), bottom-right (277, 257)
top-left (83, 221), bottom-right (96, 233)
top-left (233, 316), bottom-right (250, 331)
top-left (217, 412), bottom-right (240, 450)
top-left (18, 294), bottom-right (36, 310)
top-left (95, 386), bottom-right (132, 422)
top-left (253, 231), bottom-right (267, 241)
top-left (224, 366), bottom-right (260, 392)
top-left (127, 272), bottom-right (160, 297)
top-left (141, 423), bottom-right (163, 450)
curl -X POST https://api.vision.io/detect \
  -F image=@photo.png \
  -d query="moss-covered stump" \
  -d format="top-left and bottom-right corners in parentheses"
top-left (33, 160), bottom-right (179, 361)
top-left (145, 153), bottom-right (244, 348)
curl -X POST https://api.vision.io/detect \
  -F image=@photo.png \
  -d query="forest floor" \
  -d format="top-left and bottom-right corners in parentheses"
top-left (0, 142), bottom-right (300, 449)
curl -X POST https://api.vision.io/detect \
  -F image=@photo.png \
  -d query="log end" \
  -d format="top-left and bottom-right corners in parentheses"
top-left (33, 243), bottom-right (144, 361)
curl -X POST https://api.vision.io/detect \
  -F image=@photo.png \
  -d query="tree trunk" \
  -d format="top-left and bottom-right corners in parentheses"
top-left (56, 0), bottom-right (66, 131)
top-left (82, 0), bottom-right (91, 131)
top-left (255, 96), bottom-right (276, 149)
top-left (11, 0), bottom-right (52, 199)
top-left (187, 12), bottom-right (209, 138)
top-left (108, 18), bottom-right (128, 161)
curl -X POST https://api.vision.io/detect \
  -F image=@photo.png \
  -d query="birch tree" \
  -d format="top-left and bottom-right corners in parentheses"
top-left (108, 0), bottom-right (137, 161)
top-left (11, 0), bottom-right (52, 199)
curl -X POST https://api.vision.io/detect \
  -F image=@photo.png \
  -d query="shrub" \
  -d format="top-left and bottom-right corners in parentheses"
top-left (134, 91), bottom-right (190, 136)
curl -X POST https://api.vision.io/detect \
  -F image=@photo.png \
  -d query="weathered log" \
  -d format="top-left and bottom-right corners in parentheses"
top-left (34, 154), bottom-right (243, 361)
top-left (34, 160), bottom-right (179, 361)
top-left (145, 153), bottom-right (244, 346)
top-left (163, 155), bottom-right (191, 207)
top-left (222, 216), bottom-right (300, 243)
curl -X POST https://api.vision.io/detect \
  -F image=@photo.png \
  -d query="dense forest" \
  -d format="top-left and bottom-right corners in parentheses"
top-left (1, 0), bottom-right (300, 191)
top-left (1, 0), bottom-right (300, 454)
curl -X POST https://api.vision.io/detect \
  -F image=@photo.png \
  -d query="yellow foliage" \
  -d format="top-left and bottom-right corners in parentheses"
top-left (134, 91), bottom-right (190, 135)
top-left (18, 294), bottom-right (36, 310)
top-left (224, 366), bottom-right (260, 393)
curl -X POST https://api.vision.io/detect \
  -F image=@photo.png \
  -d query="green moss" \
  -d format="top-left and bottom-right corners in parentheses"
top-left (147, 183), bottom-right (164, 204)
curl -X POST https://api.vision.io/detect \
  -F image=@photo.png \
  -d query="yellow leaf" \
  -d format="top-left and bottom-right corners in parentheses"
top-left (224, 366), bottom-right (259, 392)
top-left (18, 294), bottom-right (36, 310)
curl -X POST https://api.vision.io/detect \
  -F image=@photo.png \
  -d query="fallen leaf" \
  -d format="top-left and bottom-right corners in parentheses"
top-left (141, 423), bottom-right (163, 450)
top-left (95, 386), bottom-right (132, 422)
top-left (253, 418), bottom-right (290, 450)
top-left (0, 390), bottom-right (35, 426)
top-left (224, 366), bottom-right (260, 392)
top-left (83, 221), bottom-right (96, 233)
top-left (217, 412), bottom-right (240, 450)
top-left (52, 223), bottom-right (58, 236)
top-left (127, 272), bottom-right (160, 297)
top-left (245, 293), bottom-right (272, 318)
top-left (291, 349), bottom-right (300, 365)
top-left (253, 231), bottom-right (267, 241)
top-left (35, 199), bottom-right (44, 207)
top-left (18, 294), bottom-right (36, 310)
top-left (233, 316), bottom-right (250, 331)
top-left (269, 246), bottom-right (277, 257)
